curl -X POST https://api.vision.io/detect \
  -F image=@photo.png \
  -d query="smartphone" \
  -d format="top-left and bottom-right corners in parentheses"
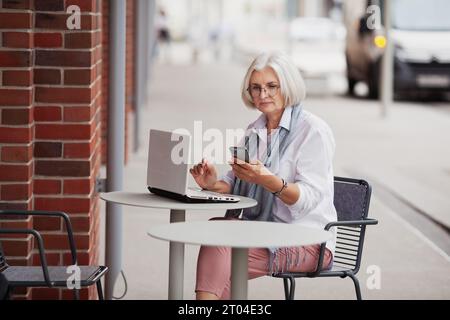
top-left (229, 146), bottom-right (250, 163)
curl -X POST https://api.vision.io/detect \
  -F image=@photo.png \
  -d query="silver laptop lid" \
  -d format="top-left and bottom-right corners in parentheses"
top-left (147, 129), bottom-right (191, 195)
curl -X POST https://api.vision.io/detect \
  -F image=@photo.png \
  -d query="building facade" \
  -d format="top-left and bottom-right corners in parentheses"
top-left (0, 0), bottom-right (137, 299)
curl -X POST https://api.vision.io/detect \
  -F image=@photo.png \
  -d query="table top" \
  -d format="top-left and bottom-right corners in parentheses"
top-left (148, 220), bottom-right (333, 248)
top-left (100, 191), bottom-right (257, 210)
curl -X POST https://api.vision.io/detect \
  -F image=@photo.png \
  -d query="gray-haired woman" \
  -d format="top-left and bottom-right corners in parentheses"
top-left (190, 52), bottom-right (337, 300)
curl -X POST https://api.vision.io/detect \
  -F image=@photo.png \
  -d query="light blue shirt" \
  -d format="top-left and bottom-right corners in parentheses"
top-left (220, 108), bottom-right (338, 254)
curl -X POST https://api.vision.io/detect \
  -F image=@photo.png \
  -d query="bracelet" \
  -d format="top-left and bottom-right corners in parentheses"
top-left (272, 178), bottom-right (287, 197)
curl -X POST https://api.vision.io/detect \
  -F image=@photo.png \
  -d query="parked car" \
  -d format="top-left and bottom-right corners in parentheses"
top-left (344, 0), bottom-right (450, 99)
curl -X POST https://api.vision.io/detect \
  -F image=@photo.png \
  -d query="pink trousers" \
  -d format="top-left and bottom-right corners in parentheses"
top-left (195, 242), bottom-right (333, 300)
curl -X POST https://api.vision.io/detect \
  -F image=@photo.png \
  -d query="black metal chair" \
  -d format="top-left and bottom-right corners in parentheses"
top-left (0, 210), bottom-right (108, 300)
top-left (271, 176), bottom-right (378, 300)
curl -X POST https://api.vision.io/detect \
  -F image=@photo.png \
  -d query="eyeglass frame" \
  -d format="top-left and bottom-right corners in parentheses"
top-left (247, 84), bottom-right (280, 99)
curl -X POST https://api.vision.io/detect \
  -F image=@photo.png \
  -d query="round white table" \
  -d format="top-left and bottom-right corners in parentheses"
top-left (99, 191), bottom-right (257, 300)
top-left (148, 220), bottom-right (333, 300)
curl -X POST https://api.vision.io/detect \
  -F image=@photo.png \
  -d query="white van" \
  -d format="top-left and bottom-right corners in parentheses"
top-left (344, 0), bottom-right (450, 98)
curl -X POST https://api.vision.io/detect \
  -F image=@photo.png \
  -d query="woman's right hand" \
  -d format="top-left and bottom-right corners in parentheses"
top-left (189, 158), bottom-right (217, 190)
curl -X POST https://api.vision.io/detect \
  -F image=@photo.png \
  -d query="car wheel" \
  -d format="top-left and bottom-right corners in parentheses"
top-left (368, 60), bottom-right (380, 99)
top-left (347, 76), bottom-right (357, 96)
top-left (346, 55), bottom-right (357, 96)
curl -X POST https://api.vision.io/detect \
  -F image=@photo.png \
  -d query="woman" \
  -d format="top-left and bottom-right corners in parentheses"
top-left (190, 52), bottom-right (337, 300)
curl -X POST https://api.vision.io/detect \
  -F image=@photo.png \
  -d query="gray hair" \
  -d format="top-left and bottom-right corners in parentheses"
top-left (241, 52), bottom-right (306, 108)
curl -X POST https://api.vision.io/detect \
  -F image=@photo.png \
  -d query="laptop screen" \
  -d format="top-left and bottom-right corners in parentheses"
top-left (147, 129), bottom-right (191, 195)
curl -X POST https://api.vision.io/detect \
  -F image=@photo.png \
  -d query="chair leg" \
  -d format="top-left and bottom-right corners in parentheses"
top-left (3, 286), bottom-right (12, 300)
top-left (282, 277), bottom-right (296, 300)
top-left (348, 274), bottom-right (362, 300)
top-left (96, 280), bottom-right (104, 300)
top-left (288, 277), bottom-right (296, 300)
top-left (283, 278), bottom-right (290, 300)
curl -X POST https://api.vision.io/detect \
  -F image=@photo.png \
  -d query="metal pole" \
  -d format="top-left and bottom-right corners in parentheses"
top-left (286, 0), bottom-right (298, 55)
top-left (105, 0), bottom-right (126, 300)
top-left (231, 248), bottom-right (248, 300)
top-left (168, 210), bottom-right (186, 300)
top-left (144, 0), bottom-right (157, 101)
top-left (381, 0), bottom-right (393, 117)
top-left (133, 0), bottom-right (147, 152)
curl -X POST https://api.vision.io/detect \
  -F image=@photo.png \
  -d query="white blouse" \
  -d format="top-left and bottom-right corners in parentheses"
top-left (220, 106), bottom-right (337, 254)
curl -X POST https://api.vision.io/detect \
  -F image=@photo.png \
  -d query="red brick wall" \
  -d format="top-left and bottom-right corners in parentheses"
top-left (0, 0), bottom-right (35, 300)
top-left (0, 0), bottom-right (111, 300)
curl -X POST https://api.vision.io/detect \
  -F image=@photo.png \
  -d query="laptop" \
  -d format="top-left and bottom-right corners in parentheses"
top-left (147, 129), bottom-right (240, 203)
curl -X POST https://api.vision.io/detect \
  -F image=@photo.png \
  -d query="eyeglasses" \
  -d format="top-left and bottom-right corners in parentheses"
top-left (247, 84), bottom-right (280, 98)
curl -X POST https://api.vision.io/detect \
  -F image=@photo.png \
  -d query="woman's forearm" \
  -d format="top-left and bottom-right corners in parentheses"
top-left (260, 175), bottom-right (300, 205)
top-left (208, 180), bottom-right (232, 194)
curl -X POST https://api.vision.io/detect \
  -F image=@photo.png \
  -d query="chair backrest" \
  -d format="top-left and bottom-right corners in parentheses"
top-left (332, 176), bottom-right (372, 273)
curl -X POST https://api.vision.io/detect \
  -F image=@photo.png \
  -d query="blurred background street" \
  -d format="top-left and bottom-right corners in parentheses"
top-left (1, 0), bottom-right (448, 301)
top-left (97, 0), bottom-right (450, 300)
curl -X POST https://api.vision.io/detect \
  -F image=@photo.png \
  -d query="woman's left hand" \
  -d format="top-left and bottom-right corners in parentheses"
top-left (229, 158), bottom-right (273, 185)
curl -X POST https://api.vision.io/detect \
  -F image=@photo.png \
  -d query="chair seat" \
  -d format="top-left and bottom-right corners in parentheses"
top-left (272, 265), bottom-right (352, 278)
top-left (3, 265), bottom-right (107, 287)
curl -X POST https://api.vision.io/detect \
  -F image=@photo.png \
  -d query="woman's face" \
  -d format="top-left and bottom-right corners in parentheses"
top-left (249, 67), bottom-right (284, 114)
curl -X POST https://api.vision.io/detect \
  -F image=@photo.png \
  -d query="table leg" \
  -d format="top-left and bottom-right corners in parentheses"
top-left (231, 248), bottom-right (248, 300)
top-left (168, 209), bottom-right (186, 300)
top-left (105, 202), bottom-right (123, 300)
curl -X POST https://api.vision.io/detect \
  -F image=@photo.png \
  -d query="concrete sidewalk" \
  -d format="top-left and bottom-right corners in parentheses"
top-left (100, 59), bottom-right (450, 300)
